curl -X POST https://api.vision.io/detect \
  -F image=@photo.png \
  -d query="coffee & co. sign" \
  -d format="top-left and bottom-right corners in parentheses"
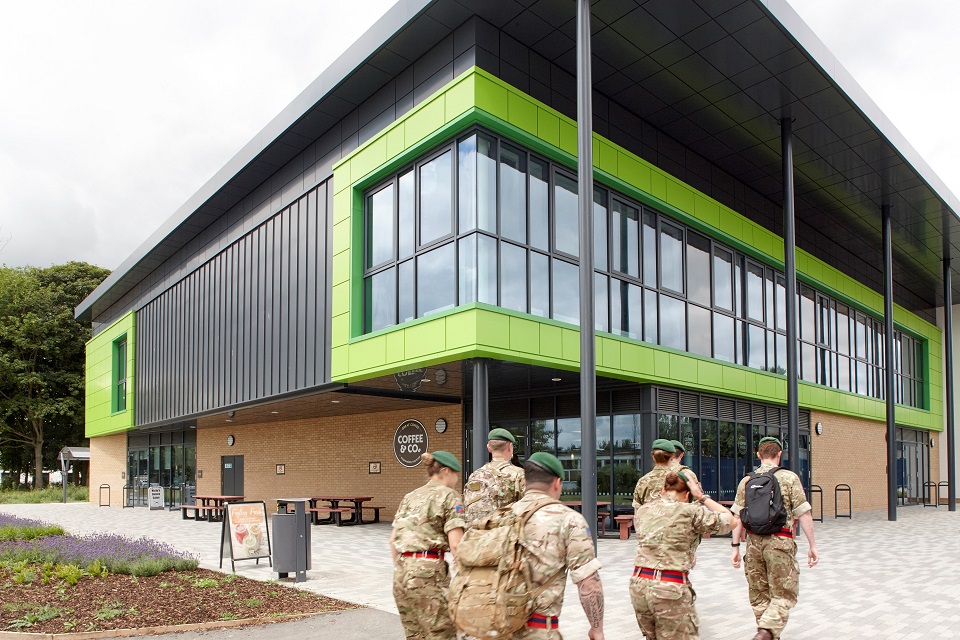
top-left (394, 419), bottom-right (428, 468)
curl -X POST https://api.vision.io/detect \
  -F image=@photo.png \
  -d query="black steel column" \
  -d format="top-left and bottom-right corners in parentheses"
top-left (944, 255), bottom-right (956, 511)
top-left (882, 204), bottom-right (897, 521)
top-left (576, 0), bottom-right (597, 548)
top-left (781, 118), bottom-right (800, 472)
top-left (471, 359), bottom-right (489, 475)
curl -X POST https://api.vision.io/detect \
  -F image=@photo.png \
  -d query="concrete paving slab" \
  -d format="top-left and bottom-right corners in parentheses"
top-left (4, 502), bottom-right (960, 638)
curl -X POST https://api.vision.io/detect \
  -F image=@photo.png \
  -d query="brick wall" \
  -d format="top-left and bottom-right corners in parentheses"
top-left (810, 410), bottom-right (940, 516)
top-left (196, 405), bottom-right (463, 521)
top-left (88, 432), bottom-right (127, 507)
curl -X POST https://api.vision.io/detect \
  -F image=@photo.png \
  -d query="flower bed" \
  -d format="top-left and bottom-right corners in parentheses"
top-left (0, 512), bottom-right (358, 632)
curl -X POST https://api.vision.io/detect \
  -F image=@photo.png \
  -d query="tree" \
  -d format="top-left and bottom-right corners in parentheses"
top-left (0, 262), bottom-right (110, 488)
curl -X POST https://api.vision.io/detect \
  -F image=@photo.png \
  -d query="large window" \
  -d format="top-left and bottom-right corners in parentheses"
top-left (113, 336), bottom-right (127, 413)
top-left (363, 129), bottom-right (926, 408)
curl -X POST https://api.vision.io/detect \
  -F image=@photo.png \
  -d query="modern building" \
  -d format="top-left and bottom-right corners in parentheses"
top-left (79, 0), bottom-right (958, 520)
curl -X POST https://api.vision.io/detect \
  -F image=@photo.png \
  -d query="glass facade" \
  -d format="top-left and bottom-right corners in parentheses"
top-left (126, 430), bottom-right (197, 505)
top-left (363, 129), bottom-right (926, 408)
top-left (466, 380), bottom-right (810, 514)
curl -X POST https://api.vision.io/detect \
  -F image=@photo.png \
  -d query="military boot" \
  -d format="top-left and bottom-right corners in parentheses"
top-left (750, 630), bottom-right (773, 640)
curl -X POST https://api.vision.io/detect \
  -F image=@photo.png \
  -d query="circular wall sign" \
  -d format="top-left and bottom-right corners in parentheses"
top-left (394, 420), bottom-right (428, 468)
top-left (227, 435), bottom-right (235, 446)
top-left (435, 368), bottom-right (448, 386)
top-left (435, 418), bottom-right (448, 434)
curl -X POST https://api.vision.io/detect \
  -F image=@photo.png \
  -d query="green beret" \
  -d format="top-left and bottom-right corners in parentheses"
top-left (487, 427), bottom-right (516, 444)
top-left (527, 452), bottom-right (564, 479)
top-left (758, 436), bottom-right (783, 449)
top-left (671, 440), bottom-right (685, 454)
top-left (652, 438), bottom-right (676, 453)
top-left (430, 450), bottom-right (462, 472)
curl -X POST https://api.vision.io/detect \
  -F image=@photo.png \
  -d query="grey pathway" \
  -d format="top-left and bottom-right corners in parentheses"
top-left (4, 502), bottom-right (960, 638)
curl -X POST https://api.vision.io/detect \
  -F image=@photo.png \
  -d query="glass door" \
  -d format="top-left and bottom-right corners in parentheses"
top-left (899, 442), bottom-right (921, 505)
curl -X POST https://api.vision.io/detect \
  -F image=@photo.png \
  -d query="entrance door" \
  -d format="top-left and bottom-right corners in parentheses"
top-left (900, 443), bottom-right (920, 505)
top-left (221, 456), bottom-right (244, 497)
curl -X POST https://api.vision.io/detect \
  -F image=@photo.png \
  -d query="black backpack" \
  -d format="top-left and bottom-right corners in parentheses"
top-left (741, 467), bottom-right (788, 535)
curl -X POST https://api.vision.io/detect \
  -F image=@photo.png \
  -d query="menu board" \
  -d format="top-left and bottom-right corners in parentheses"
top-left (220, 501), bottom-right (272, 572)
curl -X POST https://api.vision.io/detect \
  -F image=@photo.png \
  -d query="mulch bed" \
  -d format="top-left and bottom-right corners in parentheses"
top-left (0, 566), bottom-right (359, 634)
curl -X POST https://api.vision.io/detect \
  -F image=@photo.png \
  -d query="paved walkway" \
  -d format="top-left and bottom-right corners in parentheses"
top-left (3, 502), bottom-right (960, 638)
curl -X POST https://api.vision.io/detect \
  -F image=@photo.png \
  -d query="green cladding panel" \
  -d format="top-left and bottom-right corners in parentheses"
top-left (85, 311), bottom-right (136, 437)
top-left (331, 67), bottom-right (943, 432)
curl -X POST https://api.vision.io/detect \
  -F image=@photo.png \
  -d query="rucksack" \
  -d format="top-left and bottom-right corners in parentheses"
top-left (463, 462), bottom-right (512, 528)
top-left (448, 496), bottom-right (561, 638)
top-left (741, 467), bottom-right (788, 535)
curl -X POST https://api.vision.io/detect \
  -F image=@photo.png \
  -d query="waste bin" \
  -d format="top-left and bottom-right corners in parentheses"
top-left (272, 498), bottom-right (312, 583)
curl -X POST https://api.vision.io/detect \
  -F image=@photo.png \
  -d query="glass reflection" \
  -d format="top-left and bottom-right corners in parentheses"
top-left (530, 159), bottom-right (549, 251)
top-left (364, 267), bottom-right (395, 332)
top-left (552, 258), bottom-right (579, 325)
top-left (458, 235), bottom-right (477, 305)
top-left (366, 184), bottom-right (394, 268)
top-left (500, 143), bottom-right (527, 243)
top-left (611, 279), bottom-right (641, 339)
top-left (688, 305), bottom-right (711, 357)
top-left (612, 200), bottom-right (639, 278)
top-left (660, 295), bottom-right (685, 350)
top-left (479, 234), bottom-right (497, 305)
top-left (555, 174), bottom-right (579, 256)
top-left (502, 243), bottom-right (527, 313)
top-left (398, 171), bottom-right (414, 259)
top-left (419, 151), bottom-right (453, 245)
top-left (660, 224), bottom-right (683, 293)
top-left (531, 252), bottom-right (549, 318)
top-left (713, 248), bottom-right (732, 311)
top-left (686, 232), bottom-right (711, 305)
top-left (713, 313), bottom-right (735, 363)
top-left (417, 244), bottom-right (454, 317)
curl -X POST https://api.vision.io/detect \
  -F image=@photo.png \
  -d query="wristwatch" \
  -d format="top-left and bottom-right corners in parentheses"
top-left (696, 493), bottom-right (708, 504)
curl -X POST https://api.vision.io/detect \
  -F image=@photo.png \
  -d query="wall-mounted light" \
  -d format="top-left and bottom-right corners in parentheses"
top-left (227, 435), bottom-right (235, 446)
top-left (227, 411), bottom-right (235, 418)
top-left (815, 422), bottom-right (823, 436)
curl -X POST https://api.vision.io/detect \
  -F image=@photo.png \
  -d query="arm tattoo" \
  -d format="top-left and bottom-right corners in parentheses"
top-left (577, 572), bottom-right (604, 629)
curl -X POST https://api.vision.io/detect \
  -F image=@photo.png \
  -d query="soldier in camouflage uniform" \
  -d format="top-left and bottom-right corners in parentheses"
top-left (513, 452), bottom-right (605, 640)
top-left (463, 427), bottom-right (525, 527)
top-left (730, 437), bottom-right (819, 640)
top-left (631, 471), bottom-right (737, 639)
top-left (634, 439), bottom-right (706, 510)
top-left (390, 450), bottom-right (466, 640)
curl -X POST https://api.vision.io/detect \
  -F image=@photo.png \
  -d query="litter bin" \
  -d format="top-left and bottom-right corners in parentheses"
top-left (272, 498), bottom-right (312, 583)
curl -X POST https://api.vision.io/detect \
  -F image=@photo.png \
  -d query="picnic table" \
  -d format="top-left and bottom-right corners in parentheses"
top-left (277, 496), bottom-right (380, 526)
top-left (183, 494), bottom-right (244, 522)
top-left (564, 501), bottom-right (613, 536)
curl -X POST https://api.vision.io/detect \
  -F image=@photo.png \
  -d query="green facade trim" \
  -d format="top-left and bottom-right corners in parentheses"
top-left (85, 311), bottom-right (136, 437)
top-left (331, 67), bottom-right (943, 432)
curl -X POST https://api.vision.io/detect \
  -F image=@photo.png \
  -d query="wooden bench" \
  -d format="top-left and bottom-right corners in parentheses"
top-left (614, 515), bottom-right (634, 540)
top-left (360, 505), bottom-right (384, 524)
top-left (180, 505), bottom-right (201, 520)
top-left (308, 506), bottom-right (354, 526)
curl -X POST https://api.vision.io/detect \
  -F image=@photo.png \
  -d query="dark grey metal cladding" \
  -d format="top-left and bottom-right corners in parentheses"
top-left (135, 182), bottom-right (330, 427)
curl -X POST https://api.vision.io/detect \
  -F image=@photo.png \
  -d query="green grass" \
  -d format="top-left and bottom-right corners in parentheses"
top-left (0, 487), bottom-right (88, 504)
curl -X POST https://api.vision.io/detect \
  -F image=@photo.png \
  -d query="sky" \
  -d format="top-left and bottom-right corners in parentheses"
top-left (0, 0), bottom-right (957, 271)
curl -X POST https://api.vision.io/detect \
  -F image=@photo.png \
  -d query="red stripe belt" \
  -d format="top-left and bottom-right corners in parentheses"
top-left (633, 566), bottom-right (689, 583)
top-left (528, 614), bottom-right (559, 628)
top-left (773, 528), bottom-right (793, 538)
top-left (401, 549), bottom-right (443, 559)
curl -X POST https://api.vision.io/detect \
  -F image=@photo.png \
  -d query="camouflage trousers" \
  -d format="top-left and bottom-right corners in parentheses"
top-left (743, 535), bottom-right (800, 640)
top-left (393, 556), bottom-right (456, 640)
top-left (629, 574), bottom-right (699, 639)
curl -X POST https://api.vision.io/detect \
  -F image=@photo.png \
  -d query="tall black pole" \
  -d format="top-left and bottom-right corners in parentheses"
top-left (882, 204), bottom-right (897, 521)
top-left (576, 0), bottom-right (597, 549)
top-left (781, 118), bottom-right (800, 473)
top-left (944, 255), bottom-right (956, 511)
top-left (471, 359), bottom-right (489, 475)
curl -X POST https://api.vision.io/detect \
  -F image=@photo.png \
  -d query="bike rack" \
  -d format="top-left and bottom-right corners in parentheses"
top-left (807, 484), bottom-right (823, 522)
top-left (938, 481), bottom-right (950, 508)
top-left (98, 484), bottom-right (110, 507)
top-left (834, 484), bottom-right (852, 519)
top-left (923, 482), bottom-right (939, 508)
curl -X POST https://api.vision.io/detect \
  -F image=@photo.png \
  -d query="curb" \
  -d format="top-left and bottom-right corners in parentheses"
top-left (0, 610), bottom-right (341, 639)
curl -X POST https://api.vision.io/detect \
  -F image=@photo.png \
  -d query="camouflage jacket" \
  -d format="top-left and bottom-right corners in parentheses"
top-left (391, 479), bottom-right (466, 553)
top-left (514, 490), bottom-right (601, 617)
top-left (463, 458), bottom-right (525, 527)
top-left (731, 461), bottom-right (811, 533)
top-left (634, 495), bottom-right (734, 571)
top-left (632, 466), bottom-right (670, 509)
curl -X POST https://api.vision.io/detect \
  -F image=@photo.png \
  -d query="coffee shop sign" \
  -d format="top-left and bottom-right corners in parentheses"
top-left (394, 419), bottom-right (428, 468)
